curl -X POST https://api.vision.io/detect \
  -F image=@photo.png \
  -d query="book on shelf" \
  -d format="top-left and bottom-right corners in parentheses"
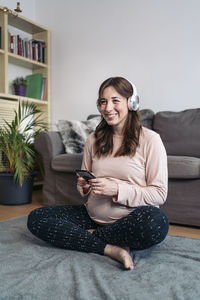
top-left (41, 77), bottom-right (47, 100)
top-left (25, 73), bottom-right (47, 100)
top-left (8, 33), bottom-right (46, 63)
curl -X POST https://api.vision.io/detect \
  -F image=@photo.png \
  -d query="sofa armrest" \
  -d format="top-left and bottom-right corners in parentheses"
top-left (34, 131), bottom-right (67, 205)
top-left (34, 131), bottom-right (65, 159)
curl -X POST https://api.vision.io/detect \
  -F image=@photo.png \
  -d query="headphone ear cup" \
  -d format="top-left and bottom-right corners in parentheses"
top-left (128, 95), bottom-right (140, 111)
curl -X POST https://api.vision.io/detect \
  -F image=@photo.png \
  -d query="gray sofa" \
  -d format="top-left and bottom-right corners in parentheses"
top-left (34, 109), bottom-right (200, 227)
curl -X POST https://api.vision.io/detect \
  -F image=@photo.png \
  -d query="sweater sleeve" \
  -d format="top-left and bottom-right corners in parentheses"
top-left (114, 134), bottom-right (168, 207)
top-left (77, 134), bottom-right (93, 197)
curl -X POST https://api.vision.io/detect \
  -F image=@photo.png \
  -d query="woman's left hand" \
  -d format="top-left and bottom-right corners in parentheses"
top-left (90, 178), bottom-right (118, 197)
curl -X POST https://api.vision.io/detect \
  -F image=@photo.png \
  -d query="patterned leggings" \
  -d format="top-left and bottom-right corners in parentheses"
top-left (27, 205), bottom-right (169, 255)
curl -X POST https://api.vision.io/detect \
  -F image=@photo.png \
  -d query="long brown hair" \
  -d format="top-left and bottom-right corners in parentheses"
top-left (95, 77), bottom-right (141, 157)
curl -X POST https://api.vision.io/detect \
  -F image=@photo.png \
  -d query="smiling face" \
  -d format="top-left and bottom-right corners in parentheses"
top-left (99, 86), bottom-right (129, 134)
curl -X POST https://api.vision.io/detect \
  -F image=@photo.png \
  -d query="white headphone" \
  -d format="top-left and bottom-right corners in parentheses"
top-left (128, 82), bottom-right (140, 111)
top-left (97, 80), bottom-right (140, 112)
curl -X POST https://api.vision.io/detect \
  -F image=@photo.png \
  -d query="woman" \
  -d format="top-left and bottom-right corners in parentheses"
top-left (27, 77), bottom-right (169, 270)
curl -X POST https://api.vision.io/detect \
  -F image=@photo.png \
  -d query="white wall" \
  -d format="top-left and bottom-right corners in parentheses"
top-left (5, 1), bottom-right (200, 127)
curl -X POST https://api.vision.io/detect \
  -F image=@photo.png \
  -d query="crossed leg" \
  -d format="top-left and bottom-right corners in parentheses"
top-left (27, 205), bottom-right (168, 270)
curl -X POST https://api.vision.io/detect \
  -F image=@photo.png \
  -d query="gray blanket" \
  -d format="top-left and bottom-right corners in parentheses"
top-left (0, 215), bottom-right (200, 300)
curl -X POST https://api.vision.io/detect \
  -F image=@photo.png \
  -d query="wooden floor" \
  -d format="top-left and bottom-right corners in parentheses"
top-left (0, 189), bottom-right (200, 239)
top-left (0, 189), bottom-right (44, 221)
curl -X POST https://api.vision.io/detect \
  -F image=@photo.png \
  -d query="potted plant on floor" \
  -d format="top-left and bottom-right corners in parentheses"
top-left (0, 101), bottom-right (47, 205)
top-left (12, 76), bottom-right (27, 97)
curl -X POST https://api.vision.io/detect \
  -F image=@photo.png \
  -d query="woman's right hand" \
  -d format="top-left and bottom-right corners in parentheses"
top-left (77, 175), bottom-right (91, 195)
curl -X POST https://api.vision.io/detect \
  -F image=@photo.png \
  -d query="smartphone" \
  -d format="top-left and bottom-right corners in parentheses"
top-left (75, 169), bottom-right (96, 182)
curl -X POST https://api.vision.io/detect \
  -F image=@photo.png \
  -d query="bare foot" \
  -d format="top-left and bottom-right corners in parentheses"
top-left (88, 229), bottom-right (95, 234)
top-left (104, 244), bottom-right (134, 270)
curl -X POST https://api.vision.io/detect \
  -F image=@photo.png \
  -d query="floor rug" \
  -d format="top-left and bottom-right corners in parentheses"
top-left (0, 215), bottom-right (200, 300)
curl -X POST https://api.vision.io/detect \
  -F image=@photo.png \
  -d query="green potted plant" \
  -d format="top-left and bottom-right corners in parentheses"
top-left (0, 101), bottom-right (47, 205)
top-left (12, 76), bottom-right (28, 96)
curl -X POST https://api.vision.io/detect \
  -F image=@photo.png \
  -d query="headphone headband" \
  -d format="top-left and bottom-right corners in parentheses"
top-left (130, 82), bottom-right (137, 96)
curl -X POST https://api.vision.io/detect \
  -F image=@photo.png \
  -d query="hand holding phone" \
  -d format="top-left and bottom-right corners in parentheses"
top-left (75, 169), bottom-right (96, 182)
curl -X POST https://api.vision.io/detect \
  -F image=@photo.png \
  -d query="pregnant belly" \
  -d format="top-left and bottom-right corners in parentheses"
top-left (86, 194), bottom-right (134, 225)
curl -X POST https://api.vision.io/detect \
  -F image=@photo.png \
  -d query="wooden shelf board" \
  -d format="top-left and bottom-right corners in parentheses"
top-left (0, 93), bottom-right (48, 105)
top-left (8, 53), bottom-right (48, 69)
top-left (8, 13), bottom-right (48, 35)
top-left (0, 94), bottom-right (18, 101)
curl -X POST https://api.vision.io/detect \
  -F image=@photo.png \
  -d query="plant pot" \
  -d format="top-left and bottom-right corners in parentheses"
top-left (14, 85), bottom-right (26, 96)
top-left (0, 172), bottom-right (35, 205)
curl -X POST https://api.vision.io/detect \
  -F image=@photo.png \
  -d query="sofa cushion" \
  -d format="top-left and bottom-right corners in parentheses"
top-left (52, 153), bottom-right (82, 172)
top-left (153, 109), bottom-right (200, 157)
top-left (57, 117), bottom-right (101, 154)
top-left (168, 155), bottom-right (200, 179)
